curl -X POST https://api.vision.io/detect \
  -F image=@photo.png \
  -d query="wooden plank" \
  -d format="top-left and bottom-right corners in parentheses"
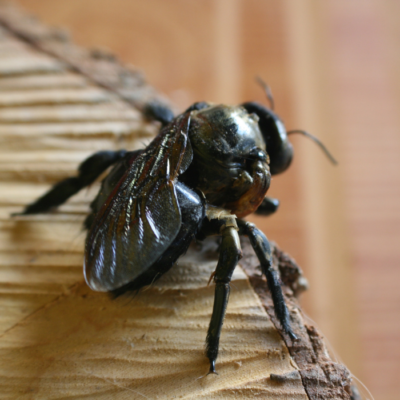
top-left (0, 88), bottom-right (113, 107)
top-left (0, 39), bottom-right (30, 55)
top-left (321, 2), bottom-right (400, 399)
top-left (0, 245), bottom-right (307, 399)
top-left (282, 0), bottom-right (361, 376)
top-left (0, 103), bottom-right (138, 122)
top-left (0, 2), bottom-right (362, 398)
top-left (0, 2), bottom-right (173, 113)
top-left (0, 55), bottom-right (64, 77)
top-left (0, 8), bottom-right (308, 398)
top-left (0, 121), bottom-right (146, 138)
top-left (0, 134), bottom-right (149, 154)
top-left (0, 73), bottom-right (87, 90)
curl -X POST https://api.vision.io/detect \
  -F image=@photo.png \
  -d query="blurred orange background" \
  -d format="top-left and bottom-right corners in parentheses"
top-left (13, 1), bottom-right (400, 399)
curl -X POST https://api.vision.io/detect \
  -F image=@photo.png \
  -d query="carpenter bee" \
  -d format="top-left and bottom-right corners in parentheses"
top-left (15, 87), bottom-right (335, 373)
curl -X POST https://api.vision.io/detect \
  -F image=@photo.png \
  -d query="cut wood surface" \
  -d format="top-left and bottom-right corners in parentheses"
top-left (0, 3), bottom-right (356, 399)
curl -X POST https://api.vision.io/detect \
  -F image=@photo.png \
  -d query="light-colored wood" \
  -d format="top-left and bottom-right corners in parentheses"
top-left (282, 0), bottom-right (361, 376)
top-left (0, 11), bottom-right (310, 398)
top-left (320, 3), bottom-right (400, 399)
top-left (0, 239), bottom-right (307, 399)
top-left (10, 0), bottom-right (312, 283)
top-left (0, 73), bottom-right (87, 90)
top-left (6, 1), bottom-right (400, 398)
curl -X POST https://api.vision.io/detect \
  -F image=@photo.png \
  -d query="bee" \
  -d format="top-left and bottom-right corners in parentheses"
top-left (15, 85), bottom-right (335, 373)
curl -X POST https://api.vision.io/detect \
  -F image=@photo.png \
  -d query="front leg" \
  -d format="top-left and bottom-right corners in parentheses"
top-left (238, 219), bottom-right (297, 341)
top-left (254, 196), bottom-right (280, 216)
top-left (205, 218), bottom-right (242, 374)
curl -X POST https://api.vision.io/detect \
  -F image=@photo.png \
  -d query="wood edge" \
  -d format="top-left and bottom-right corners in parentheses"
top-left (0, 2), bottom-right (362, 398)
top-left (240, 238), bottom-right (361, 400)
top-left (0, 1), bottom-right (172, 113)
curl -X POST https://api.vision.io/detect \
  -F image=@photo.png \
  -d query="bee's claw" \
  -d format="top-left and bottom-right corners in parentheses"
top-left (207, 360), bottom-right (218, 375)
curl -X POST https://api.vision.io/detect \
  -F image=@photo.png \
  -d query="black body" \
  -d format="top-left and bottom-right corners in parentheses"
top-left (16, 100), bottom-right (301, 373)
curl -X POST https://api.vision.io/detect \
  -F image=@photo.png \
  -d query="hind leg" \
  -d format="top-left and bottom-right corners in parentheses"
top-left (15, 150), bottom-right (126, 215)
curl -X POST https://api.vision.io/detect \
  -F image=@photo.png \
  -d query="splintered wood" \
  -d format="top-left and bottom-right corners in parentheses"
top-left (0, 3), bottom-right (355, 399)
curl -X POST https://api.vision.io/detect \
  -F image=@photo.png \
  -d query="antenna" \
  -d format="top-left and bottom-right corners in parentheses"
top-left (287, 129), bottom-right (338, 165)
top-left (256, 76), bottom-right (275, 110)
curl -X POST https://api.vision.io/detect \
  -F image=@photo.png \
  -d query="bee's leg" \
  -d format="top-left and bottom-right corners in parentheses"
top-left (254, 196), bottom-right (280, 216)
top-left (15, 150), bottom-right (127, 215)
top-left (183, 102), bottom-right (210, 113)
top-left (237, 219), bottom-right (297, 341)
top-left (143, 102), bottom-right (174, 126)
top-left (206, 220), bottom-right (242, 374)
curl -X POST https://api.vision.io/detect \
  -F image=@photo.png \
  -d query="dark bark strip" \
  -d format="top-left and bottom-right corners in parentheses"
top-left (240, 238), bottom-right (359, 400)
top-left (0, 2), bottom-right (172, 114)
top-left (0, 4), bottom-right (361, 398)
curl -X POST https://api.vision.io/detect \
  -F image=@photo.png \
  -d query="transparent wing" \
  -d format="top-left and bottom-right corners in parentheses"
top-left (84, 113), bottom-right (193, 291)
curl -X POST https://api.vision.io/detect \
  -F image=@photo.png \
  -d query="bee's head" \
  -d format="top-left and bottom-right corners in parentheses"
top-left (241, 102), bottom-right (293, 175)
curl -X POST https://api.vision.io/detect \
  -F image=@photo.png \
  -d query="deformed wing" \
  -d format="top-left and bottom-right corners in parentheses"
top-left (84, 113), bottom-right (193, 291)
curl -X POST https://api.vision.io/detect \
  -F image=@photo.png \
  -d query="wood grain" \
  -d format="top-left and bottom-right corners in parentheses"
top-left (0, 8), bottom-right (310, 398)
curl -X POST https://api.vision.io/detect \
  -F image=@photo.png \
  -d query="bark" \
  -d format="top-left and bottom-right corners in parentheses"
top-left (0, 2), bottom-right (359, 399)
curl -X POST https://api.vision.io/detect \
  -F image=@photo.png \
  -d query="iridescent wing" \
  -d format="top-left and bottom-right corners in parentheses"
top-left (84, 113), bottom-right (193, 291)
